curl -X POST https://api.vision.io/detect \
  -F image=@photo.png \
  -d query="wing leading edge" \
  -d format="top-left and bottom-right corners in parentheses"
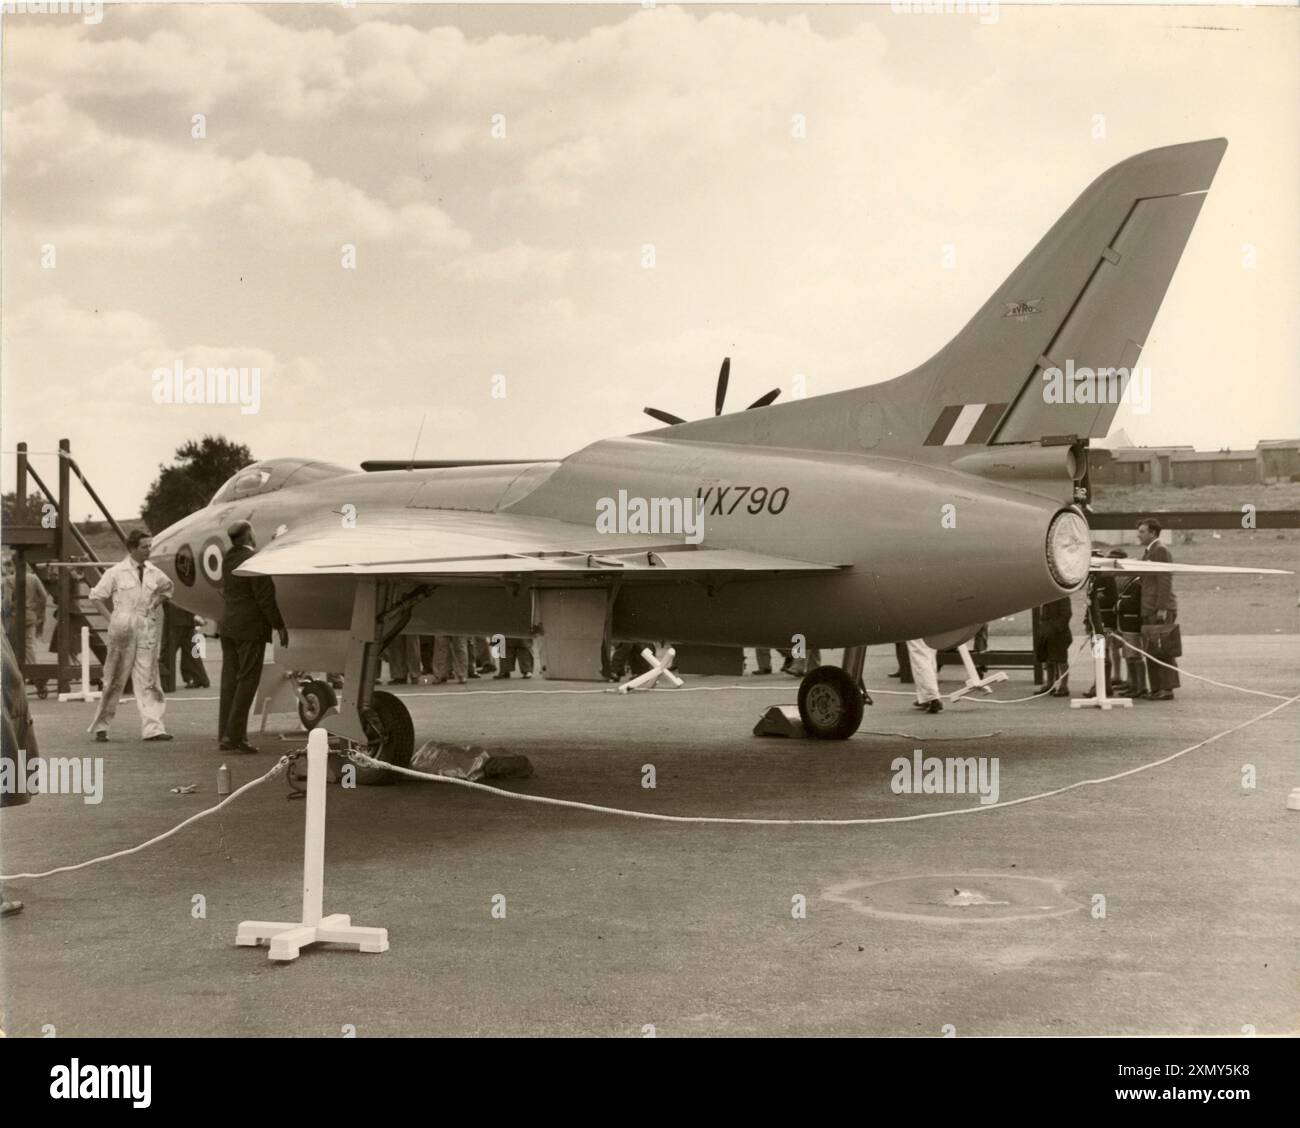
top-left (233, 509), bottom-right (845, 579)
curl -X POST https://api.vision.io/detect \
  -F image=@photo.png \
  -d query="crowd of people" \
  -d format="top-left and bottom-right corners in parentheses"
top-left (379, 633), bottom-right (533, 685)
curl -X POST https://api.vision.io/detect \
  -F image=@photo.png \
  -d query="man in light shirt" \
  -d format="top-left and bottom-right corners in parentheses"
top-left (87, 530), bottom-right (174, 742)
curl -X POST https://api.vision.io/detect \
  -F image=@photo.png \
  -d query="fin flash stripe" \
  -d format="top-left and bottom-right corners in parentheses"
top-left (924, 402), bottom-right (1008, 446)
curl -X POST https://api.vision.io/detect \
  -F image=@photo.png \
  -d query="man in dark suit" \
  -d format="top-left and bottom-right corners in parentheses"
top-left (218, 521), bottom-right (288, 752)
top-left (1137, 518), bottom-right (1180, 701)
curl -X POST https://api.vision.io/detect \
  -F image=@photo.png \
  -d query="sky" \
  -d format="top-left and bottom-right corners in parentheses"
top-left (3, 2), bottom-right (1298, 518)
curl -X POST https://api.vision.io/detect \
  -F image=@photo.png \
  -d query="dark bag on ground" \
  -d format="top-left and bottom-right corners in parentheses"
top-left (1140, 622), bottom-right (1183, 660)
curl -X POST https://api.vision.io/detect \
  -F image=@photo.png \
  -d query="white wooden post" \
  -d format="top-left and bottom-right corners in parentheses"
top-left (236, 728), bottom-right (388, 960)
top-left (301, 734), bottom-right (326, 928)
top-left (946, 642), bottom-right (1007, 701)
top-left (1071, 635), bottom-right (1132, 711)
top-left (57, 626), bottom-right (101, 702)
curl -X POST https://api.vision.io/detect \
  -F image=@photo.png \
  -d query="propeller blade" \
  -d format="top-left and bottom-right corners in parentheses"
top-left (746, 388), bottom-right (781, 410)
top-left (714, 356), bottom-right (731, 416)
top-left (644, 407), bottom-right (686, 426)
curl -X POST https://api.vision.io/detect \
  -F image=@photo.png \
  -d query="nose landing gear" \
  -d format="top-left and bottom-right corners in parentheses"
top-left (306, 578), bottom-right (429, 785)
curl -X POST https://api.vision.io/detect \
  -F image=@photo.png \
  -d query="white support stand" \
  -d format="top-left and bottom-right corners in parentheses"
top-left (254, 666), bottom-right (305, 735)
top-left (57, 626), bottom-right (101, 703)
top-left (946, 643), bottom-right (1007, 702)
top-left (236, 729), bottom-right (388, 961)
top-left (1070, 635), bottom-right (1132, 711)
top-left (615, 647), bottom-right (683, 694)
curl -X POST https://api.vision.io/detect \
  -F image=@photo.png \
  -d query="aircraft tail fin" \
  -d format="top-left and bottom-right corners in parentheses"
top-left (646, 139), bottom-right (1226, 455)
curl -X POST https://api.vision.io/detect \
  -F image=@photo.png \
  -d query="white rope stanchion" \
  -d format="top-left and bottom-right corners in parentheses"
top-left (1070, 634), bottom-right (1132, 711)
top-left (236, 728), bottom-right (388, 962)
top-left (56, 625), bottom-right (101, 703)
top-left (946, 642), bottom-right (1008, 701)
top-left (613, 647), bottom-right (683, 694)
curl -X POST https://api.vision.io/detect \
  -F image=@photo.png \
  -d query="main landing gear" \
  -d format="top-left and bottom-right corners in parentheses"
top-left (795, 645), bottom-right (872, 740)
top-left (306, 579), bottom-right (426, 785)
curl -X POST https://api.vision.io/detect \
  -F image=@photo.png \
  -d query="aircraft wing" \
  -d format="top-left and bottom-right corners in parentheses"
top-left (1089, 559), bottom-right (1292, 577)
top-left (233, 509), bottom-right (846, 579)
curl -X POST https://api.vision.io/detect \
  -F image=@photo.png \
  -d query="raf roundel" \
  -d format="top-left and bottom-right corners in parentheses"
top-left (200, 538), bottom-right (226, 586)
top-left (174, 543), bottom-right (196, 587)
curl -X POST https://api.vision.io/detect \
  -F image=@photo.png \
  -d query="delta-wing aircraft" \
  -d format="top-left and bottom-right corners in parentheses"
top-left (150, 138), bottom-right (1286, 778)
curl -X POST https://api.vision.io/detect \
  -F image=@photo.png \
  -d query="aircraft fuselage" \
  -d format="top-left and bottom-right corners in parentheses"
top-left (149, 436), bottom-right (1079, 668)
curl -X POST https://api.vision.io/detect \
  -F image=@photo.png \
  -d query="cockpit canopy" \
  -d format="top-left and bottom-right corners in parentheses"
top-left (209, 458), bottom-right (352, 505)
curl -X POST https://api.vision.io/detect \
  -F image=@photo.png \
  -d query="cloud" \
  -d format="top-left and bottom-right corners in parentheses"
top-left (0, 296), bottom-right (324, 512)
top-left (3, 94), bottom-right (469, 252)
top-left (444, 241), bottom-right (574, 283)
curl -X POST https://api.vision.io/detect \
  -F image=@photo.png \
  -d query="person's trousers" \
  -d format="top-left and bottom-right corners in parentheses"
top-left (754, 647), bottom-right (793, 673)
top-left (786, 648), bottom-right (822, 677)
top-left (386, 635), bottom-right (421, 681)
top-left (502, 638), bottom-right (534, 675)
top-left (906, 638), bottom-right (941, 704)
top-left (433, 635), bottom-right (469, 681)
top-left (1144, 613), bottom-right (1181, 692)
top-left (894, 641), bottom-right (914, 683)
top-left (179, 635), bottom-right (209, 688)
top-left (1119, 631), bottom-right (1146, 694)
top-left (1106, 635), bottom-right (1125, 683)
top-left (160, 623), bottom-right (208, 692)
top-left (219, 637), bottom-right (265, 743)
top-left (89, 629), bottom-right (167, 738)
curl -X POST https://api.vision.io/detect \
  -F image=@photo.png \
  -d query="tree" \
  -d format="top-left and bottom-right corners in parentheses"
top-left (141, 435), bottom-right (253, 533)
top-left (1, 491), bottom-right (46, 527)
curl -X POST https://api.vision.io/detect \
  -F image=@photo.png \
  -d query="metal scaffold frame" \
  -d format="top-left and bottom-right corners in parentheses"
top-left (3, 438), bottom-right (126, 695)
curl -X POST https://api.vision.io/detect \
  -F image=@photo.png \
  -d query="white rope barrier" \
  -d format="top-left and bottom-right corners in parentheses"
top-left (5, 634), bottom-right (1293, 878)
top-left (1110, 633), bottom-right (1293, 702)
top-left (0, 756), bottom-right (289, 881)
top-left (348, 690), bottom-right (1298, 826)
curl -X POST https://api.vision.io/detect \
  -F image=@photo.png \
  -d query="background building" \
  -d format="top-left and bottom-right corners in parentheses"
top-left (1089, 439), bottom-right (1300, 488)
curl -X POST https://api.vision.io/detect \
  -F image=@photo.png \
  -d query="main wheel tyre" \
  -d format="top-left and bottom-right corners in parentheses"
top-left (797, 665), bottom-right (865, 740)
top-left (297, 678), bottom-right (337, 731)
top-left (354, 689), bottom-right (415, 786)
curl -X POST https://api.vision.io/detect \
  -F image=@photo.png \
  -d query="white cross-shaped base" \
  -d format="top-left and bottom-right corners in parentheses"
top-left (615, 647), bottom-right (683, 693)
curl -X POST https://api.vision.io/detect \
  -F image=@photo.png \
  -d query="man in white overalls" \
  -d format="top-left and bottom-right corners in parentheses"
top-left (87, 530), bottom-right (175, 742)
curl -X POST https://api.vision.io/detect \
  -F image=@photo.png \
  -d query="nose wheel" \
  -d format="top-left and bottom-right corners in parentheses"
top-left (797, 665), bottom-right (867, 740)
top-left (297, 678), bottom-right (337, 731)
top-left (292, 681), bottom-right (413, 788)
